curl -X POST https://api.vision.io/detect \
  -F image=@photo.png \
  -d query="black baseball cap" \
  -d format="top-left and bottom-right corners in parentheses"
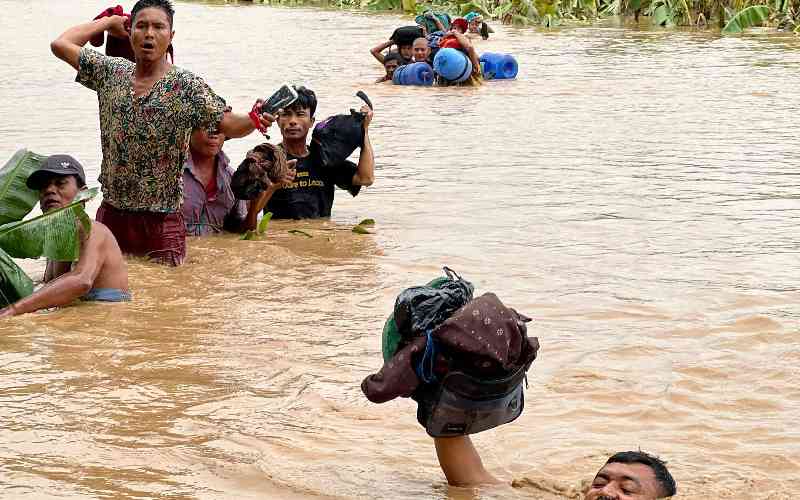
top-left (26, 154), bottom-right (87, 190)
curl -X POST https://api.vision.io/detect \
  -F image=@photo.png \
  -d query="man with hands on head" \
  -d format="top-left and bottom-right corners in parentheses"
top-left (49, 0), bottom-right (277, 265)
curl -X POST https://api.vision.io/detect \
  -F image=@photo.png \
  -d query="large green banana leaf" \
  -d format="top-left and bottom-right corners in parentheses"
top-left (722, 5), bottom-right (770, 33)
top-left (0, 247), bottom-right (33, 307)
top-left (0, 188), bottom-right (97, 262)
top-left (0, 149), bottom-right (47, 225)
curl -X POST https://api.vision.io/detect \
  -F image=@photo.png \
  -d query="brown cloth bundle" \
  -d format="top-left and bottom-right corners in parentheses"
top-left (230, 143), bottom-right (290, 200)
top-left (362, 293), bottom-right (539, 404)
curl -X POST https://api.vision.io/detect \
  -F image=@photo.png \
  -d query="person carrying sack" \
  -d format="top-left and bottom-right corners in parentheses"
top-left (361, 268), bottom-right (540, 486)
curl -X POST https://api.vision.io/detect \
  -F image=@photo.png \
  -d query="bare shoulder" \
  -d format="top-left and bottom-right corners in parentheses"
top-left (88, 221), bottom-right (117, 248)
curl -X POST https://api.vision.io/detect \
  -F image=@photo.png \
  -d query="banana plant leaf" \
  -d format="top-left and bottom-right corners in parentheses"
top-left (0, 149), bottom-right (47, 226)
top-left (0, 247), bottom-right (33, 307)
top-left (0, 187), bottom-right (97, 261)
top-left (722, 5), bottom-right (770, 33)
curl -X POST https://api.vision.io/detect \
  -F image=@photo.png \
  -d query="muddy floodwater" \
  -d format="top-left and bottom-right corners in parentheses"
top-left (1, 0), bottom-right (799, 498)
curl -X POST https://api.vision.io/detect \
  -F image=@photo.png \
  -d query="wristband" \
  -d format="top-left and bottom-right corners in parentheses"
top-left (249, 102), bottom-right (267, 133)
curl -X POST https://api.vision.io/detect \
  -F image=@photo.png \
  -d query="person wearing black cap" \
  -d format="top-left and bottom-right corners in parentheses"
top-left (0, 155), bottom-right (130, 318)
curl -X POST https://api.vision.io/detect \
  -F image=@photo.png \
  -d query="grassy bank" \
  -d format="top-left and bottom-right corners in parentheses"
top-left (203, 0), bottom-right (800, 31)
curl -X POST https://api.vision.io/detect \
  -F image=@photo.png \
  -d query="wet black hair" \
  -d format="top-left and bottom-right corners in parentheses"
top-left (289, 85), bottom-right (317, 118)
top-left (384, 52), bottom-right (404, 66)
top-left (132, 0), bottom-right (175, 28)
top-left (605, 451), bottom-right (677, 498)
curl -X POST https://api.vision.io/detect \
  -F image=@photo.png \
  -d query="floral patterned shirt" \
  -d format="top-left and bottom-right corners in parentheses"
top-left (77, 47), bottom-right (226, 212)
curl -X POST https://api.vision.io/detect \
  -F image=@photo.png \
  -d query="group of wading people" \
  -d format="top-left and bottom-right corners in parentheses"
top-left (0, 1), bottom-right (677, 497)
top-left (371, 12), bottom-right (488, 86)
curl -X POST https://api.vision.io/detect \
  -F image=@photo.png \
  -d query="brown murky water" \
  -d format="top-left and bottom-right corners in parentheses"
top-left (1, 0), bottom-right (799, 498)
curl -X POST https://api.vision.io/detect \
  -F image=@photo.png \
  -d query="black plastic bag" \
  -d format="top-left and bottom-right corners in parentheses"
top-left (311, 91), bottom-right (373, 169)
top-left (393, 267), bottom-right (474, 340)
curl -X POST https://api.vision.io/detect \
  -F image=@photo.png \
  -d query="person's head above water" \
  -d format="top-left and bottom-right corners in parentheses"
top-left (451, 17), bottom-right (468, 34)
top-left (277, 86), bottom-right (317, 143)
top-left (130, 0), bottom-right (175, 63)
top-left (26, 155), bottom-right (88, 213)
top-left (586, 451), bottom-right (677, 500)
top-left (412, 37), bottom-right (430, 62)
top-left (383, 52), bottom-right (404, 78)
top-left (397, 43), bottom-right (414, 62)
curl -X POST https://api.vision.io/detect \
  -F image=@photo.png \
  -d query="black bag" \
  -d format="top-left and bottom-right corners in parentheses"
top-left (392, 267), bottom-right (474, 341)
top-left (310, 91), bottom-right (373, 169)
top-left (414, 364), bottom-right (527, 437)
top-left (391, 25), bottom-right (424, 46)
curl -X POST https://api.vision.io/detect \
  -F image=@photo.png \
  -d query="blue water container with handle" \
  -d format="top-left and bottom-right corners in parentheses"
top-left (433, 48), bottom-right (473, 83)
top-left (479, 52), bottom-right (519, 80)
top-left (392, 62), bottom-right (434, 86)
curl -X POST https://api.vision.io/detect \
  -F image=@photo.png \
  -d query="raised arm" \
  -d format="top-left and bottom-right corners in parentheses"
top-left (0, 223), bottom-right (106, 317)
top-left (50, 16), bottom-right (128, 70)
top-left (370, 40), bottom-right (393, 64)
top-left (352, 106), bottom-right (375, 187)
top-left (218, 102), bottom-right (276, 140)
top-left (434, 436), bottom-right (502, 487)
top-left (450, 31), bottom-right (481, 73)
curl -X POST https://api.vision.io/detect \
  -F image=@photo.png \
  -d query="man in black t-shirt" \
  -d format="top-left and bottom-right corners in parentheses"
top-left (243, 86), bottom-right (374, 223)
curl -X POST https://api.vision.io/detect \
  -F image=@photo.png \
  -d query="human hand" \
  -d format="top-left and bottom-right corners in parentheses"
top-left (249, 100), bottom-right (277, 136)
top-left (275, 160), bottom-right (297, 188)
top-left (449, 29), bottom-right (471, 48)
top-left (360, 105), bottom-right (373, 130)
top-left (106, 15), bottom-right (129, 39)
top-left (0, 305), bottom-right (17, 318)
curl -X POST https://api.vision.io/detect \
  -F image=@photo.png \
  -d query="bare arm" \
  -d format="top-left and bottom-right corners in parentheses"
top-left (0, 224), bottom-right (106, 317)
top-left (242, 162), bottom-right (297, 231)
top-left (218, 105), bottom-right (276, 140)
top-left (352, 106), bottom-right (375, 187)
top-left (434, 436), bottom-right (502, 487)
top-left (450, 31), bottom-right (481, 73)
top-left (50, 16), bottom-right (128, 70)
top-left (370, 40), bottom-right (393, 64)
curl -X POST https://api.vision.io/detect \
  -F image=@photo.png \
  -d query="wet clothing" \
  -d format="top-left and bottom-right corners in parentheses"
top-left (76, 47), bottom-right (226, 212)
top-left (265, 147), bottom-right (360, 220)
top-left (96, 202), bottom-right (187, 266)
top-left (362, 293), bottom-right (539, 404)
top-left (181, 151), bottom-right (247, 236)
top-left (82, 288), bottom-right (131, 302)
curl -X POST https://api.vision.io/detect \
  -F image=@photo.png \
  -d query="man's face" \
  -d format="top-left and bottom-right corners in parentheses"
top-left (399, 44), bottom-right (413, 60)
top-left (278, 106), bottom-right (314, 142)
top-left (190, 128), bottom-right (225, 158)
top-left (38, 175), bottom-right (80, 213)
top-left (585, 463), bottom-right (661, 500)
top-left (413, 39), bottom-right (430, 62)
top-left (384, 59), bottom-right (400, 78)
top-left (130, 7), bottom-right (174, 63)
top-left (468, 19), bottom-right (482, 32)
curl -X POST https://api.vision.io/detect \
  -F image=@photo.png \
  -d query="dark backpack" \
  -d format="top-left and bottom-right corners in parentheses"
top-left (310, 91), bottom-right (373, 169)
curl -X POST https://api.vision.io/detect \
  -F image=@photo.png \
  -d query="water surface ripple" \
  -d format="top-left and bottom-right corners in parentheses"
top-left (0, 0), bottom-right (798, 498)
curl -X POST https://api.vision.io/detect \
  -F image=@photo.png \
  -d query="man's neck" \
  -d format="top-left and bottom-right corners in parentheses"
top-left (281, 138), bottom-right (309, 157)
top-left (135, 57), bottom-right (171, 79)
top-left (190, 150), bottom-right (216, 175)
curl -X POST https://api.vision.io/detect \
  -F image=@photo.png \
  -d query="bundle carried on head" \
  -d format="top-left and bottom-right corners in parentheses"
top-left (361, 267), bottom-right (540, 437)
top-left (230, 143), bottom-right (290, 200)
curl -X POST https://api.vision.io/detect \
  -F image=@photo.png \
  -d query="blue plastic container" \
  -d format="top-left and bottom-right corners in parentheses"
top-left (479, 53), bottom-right (518, 80)
top-left (392, 62), bottom-right (434, 86)
top-left (433, 48), bottom-right (473, 83)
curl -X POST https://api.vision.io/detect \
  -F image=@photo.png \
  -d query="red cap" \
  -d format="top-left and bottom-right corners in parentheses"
top-left (451, 18), bottom-right (468, 33)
